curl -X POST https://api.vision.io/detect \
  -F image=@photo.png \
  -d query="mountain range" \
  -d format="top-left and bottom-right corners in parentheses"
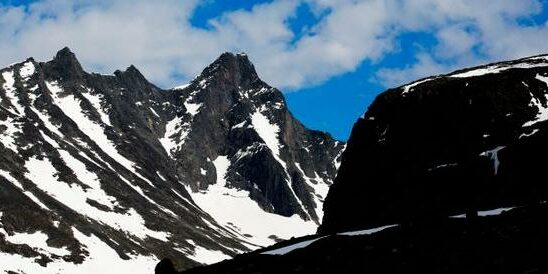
top-left (0, 47), bottom-right (343, 273)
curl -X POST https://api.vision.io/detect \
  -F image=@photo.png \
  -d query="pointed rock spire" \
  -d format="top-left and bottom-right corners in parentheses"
top-left (199, 52), bottom-right (262, 89)
top-left (45, 47), bottom-right (85, 80)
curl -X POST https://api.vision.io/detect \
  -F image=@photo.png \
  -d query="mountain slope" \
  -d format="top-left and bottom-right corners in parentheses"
top-left (0, 48), bottom-right (343, 273)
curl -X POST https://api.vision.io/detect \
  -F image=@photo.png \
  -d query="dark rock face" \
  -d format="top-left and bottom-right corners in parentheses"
top-left (320, 54), bottom-right (548, 233)
top-left (0, 48), bottom-right (343, 272)
top-left (165, 52), bottom-right (344, 223)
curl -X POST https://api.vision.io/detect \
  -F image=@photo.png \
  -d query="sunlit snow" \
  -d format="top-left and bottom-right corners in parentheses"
top-left (81, 87), bottom-right (112, 126)
top-left (0, 228), bottom-right (70, 256)
top-left (450, 57), bottom-right (548, 78)
top-left (261, 237), bottom-right (325, 255)
top-left (19, 61), bottom-right (35, 80)
top-left (46, 81), bottom-right (154, 187)
top-left (182, 239), bottom-right (232, 265)
top-left (522, 74), bottom-right (548, 127)
top-left (0, 227), bottom-right (157, 274)
top-left (294, 163), bottom-right (329, 220)
top-left (401, 78), bottom-right (433, 94)
top-left (338, 224), bottom-right (398, 236)
top-left (0, 169), bottom-right (49, 210)
top-left (251, 111), bottom-right (309, 217)
top-left (24, 155), bottom-right (170, 241)
top-left (188, 156), bottom-right (317, 247)
top-left (2, 70), bottom-right (25, 115)
top-left (184, 101), bottom-right (202, 116)
top-left (480, 146), bottom-right (505, 175)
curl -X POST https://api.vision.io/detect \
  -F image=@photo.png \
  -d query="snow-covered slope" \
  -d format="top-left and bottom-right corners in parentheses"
top-left (0, 48), bottom-right (344, 273)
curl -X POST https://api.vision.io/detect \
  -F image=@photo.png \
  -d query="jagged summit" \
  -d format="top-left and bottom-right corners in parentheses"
top-left (193, 51), bottom-right (262, 89)
top-left (54, 46), bottom-right (76, 59)
top-left (43, 46), bottom-right (85, 80)
top-left (113, 64), bottom-right (152, 90)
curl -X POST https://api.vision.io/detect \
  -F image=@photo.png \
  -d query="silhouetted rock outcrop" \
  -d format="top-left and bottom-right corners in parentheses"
top-left (320, 54), bottom-right (548, 233)
top-left (156, 259), bottom-right (177, 274)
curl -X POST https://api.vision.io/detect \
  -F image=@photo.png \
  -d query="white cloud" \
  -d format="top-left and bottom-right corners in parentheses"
top-left (0, 0), bottom-right (547, 90)
top-left (371, 0), bottom-right (548, 87)
top-left (376, 53), bottom-right (452, 88)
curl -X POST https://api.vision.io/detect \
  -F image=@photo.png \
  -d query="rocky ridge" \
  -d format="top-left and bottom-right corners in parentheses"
top-left (0, 48), bottom-right (343, 273)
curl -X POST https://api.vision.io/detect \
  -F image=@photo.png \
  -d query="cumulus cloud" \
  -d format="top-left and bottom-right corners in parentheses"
top-left (0, 0), bottom-right (547, 90)
top-left (371, 0), bottom-right (548, 86)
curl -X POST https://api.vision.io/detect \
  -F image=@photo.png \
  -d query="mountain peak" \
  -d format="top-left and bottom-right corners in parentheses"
top-left (112, 64), bottom-right (153, 91)
top-left (200, 51), bottom-right (261, 88)
top-left (55, 46), bottom-right (74, 57)
top-left (45, 46), bottom-right (85, 79)
top-left (120, 64), bottom-right (146, 78)
top-left (53, 47), bottom-right (81, 67)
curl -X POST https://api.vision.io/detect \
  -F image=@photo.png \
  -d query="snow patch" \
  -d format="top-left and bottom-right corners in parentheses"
top-left (173, 83), bottom-right (190, 90)
top-left (338, 224), bottom-right (398, 236)
top-left (30, 106), bottom-right (64, 137)
top-left (334, 144), bottom-right (346, 170)
top-left (198, 79), bottom-right (208, 88)
top-left (24, 156), bottom-right (170, 241)
top-left (184, 240), bottom-right (231, 265)
top-left (0, 115), bottom-right (22, 152)
top-left (428, 162), bottom-right (458, 171)
top-left (401, 78), bottom-right (432, 94)
top-left (0, 169), bottom-right (49, 210)
top-left (19, 61), bottom-right (35, 80)
top-left (149, 107), bottom-right (160, 118)
top-left (520, 129), bottom-right (539, 139)
top-left (478, 207), bottom-right (517, 216)
top-left (47, 81), bottom-right (153, 187)
top-left (450, 59), bottom-right (548, 78)
top-left (294, 163), bottom-right (329, 220)
top-left (160, 115), bottom-right (191, 156)
top-left (480, 146), bottom-right (505, 175)
top-left (80, 88), bottom-right (112, 126)
top-left (261, 237), bottom-right (325, 255)
top-left (156, 171), bottom-right (166, 181)
top-left (251, 111), bottom-right (283, 166)
top-left (0, 228), bottom-right (70, 256)
top-left (232, 120), bottom-right (247, 129)
top-left (251, 111), bottom-right (309, 219)
top-left (450, 207), bottom-right (517, 218)
top-left (184, 101), bottom-right (202, 116)
top-left (522, 74), bottom-right (548, 127)
top-left (188, 156), bottom-right (317, 247)
top-left (2, 70), bottom-right (25, 115)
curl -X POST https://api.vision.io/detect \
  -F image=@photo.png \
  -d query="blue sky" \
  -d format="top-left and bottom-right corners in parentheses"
top-left (2, 1), bottom-right (548, 140)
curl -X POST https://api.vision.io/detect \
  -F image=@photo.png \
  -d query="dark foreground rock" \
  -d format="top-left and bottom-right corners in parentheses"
top-left (321, 54), bottom-right (548, 233)
top-left (177, 205), bottom-right (548, 274)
